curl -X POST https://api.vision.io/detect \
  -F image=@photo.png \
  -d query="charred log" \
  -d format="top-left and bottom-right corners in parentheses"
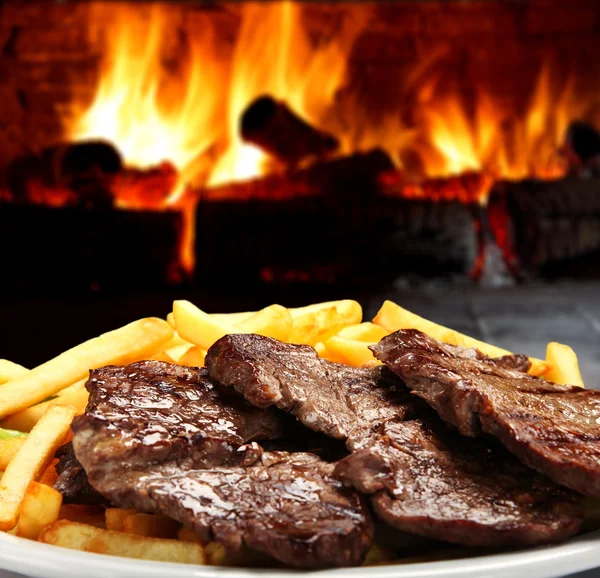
top-left (6, 140), bottom-right (122, 208)
top-left (240, 95), bottom-right (339, 166)
top-left (488, 177), bottom-right (600, 278)
top-left (200, 148), bottom-right (394, 201)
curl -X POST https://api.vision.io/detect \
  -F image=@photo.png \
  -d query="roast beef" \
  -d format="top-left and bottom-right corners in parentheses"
top-left (206, 334), bottom-right (584, 546)
top-left (67, 360), bottom-right (373, 568)
top-left (370, 329), bottom-right (600, 497)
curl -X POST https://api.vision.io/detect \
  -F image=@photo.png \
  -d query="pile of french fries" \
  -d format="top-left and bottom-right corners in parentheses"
top-left (0, 298), bottom-right (584, 566)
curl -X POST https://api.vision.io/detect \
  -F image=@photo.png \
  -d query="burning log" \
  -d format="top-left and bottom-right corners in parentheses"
top-left (6, 140), bottom-right (122, 208)
top-left (200, 148), bottom-right (394, 201)
top-left (377, 170), bottom-right (492, 204)
top-left (240, 95), bottom-right (339, 166)
top-left (562, 121), bottom-right (600, 177)
top-left (488, 177), bottom-right (600, 277)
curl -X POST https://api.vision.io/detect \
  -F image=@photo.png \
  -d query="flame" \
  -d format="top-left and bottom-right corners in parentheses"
top-left (62, 2), bottom-right (600, 278)
top-left (409, 65), bottom-right (585, 181)
top-left (72, 4), bottom-right (225, 177)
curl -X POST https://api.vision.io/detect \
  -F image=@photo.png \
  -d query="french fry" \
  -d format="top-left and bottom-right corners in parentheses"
top-left (177, 526), bottom-right (203, 544)
top-left (0, 318), bottom-right (173, 419)
top-left (55, 377), bottom-right (87, 397)
top-left (39, 521), bottom-right (207, 564)
top-left (338, 322), bottom-right (389, 342)
top-left (17, 482), bottom-right (62, 540)
top-left (0, 360), bottom-right (29, 385)
top-left (204, 541), bottom-right (227, 565)
top-left (178, 346), bottom-right (207, 367)
top-left (323, 335), bottom-right (382, 367)
top-left (166, 312), bottom-right (176, 329)
top-left (313, 342), bottom-right (347, 364)
top-left (1, 389), bottom-right (89, 433)
top-left (373, 300), bottom-right (550, 377)
top-left (289, 304), bottom-right (362, 346)
top-left (173, 300), bottom-right (238, 350)
top-left (288, 299), bottom-right (362, 322)
top-left (59, 505), bottom-right (106, 528)
top-left (105, 508), bottom-right (138, 532)
top-left (211, 311), bottom-right (255, 325)
top-left (39, 459), bottom-right (59, 487)
top-left (545, 342), bottom-right (585, 387)
top-left (0, 437), bottom-right (26, 470)
top-left (166, 343), bottom-right (193, 363)
top-left (235, 304), bottom-right (293, 341)
top-left (122, 512), bottom-right (180, 539)
top-left (147, 350), bottom-right (175, 363)
top-left (0, 405), bottom-right (75, 531)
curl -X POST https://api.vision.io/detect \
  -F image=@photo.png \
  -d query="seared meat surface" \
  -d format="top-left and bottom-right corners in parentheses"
top-left (54, 443), bottom-right (106, 505)
top-left (371, 329), bottom-right (600, 497)
top-left (206, 334), bottom-right (418, 449)
top-left (66, 360), bottom-right (373, 568)
top-left (206, 334), bottom-right (584, 546)
top-left (110, 452), bottom-right (373, 568)
top-left (335, 419), bottom-right (582, 546)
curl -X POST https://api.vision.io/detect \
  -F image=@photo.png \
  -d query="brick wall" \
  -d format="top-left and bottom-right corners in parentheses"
top-left (1, 0), bottom-right (600, 173)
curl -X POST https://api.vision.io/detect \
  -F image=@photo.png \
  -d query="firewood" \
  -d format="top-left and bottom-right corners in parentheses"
top-left (240, 95), bottom-right (339, 166)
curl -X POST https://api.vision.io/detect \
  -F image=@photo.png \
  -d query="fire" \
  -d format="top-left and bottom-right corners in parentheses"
top-left (63, 2), bottom-right (600, 276)
top-left (71, 3), bottom-right (225, 184)
top-left (409, 65), bottom-right (582, 181)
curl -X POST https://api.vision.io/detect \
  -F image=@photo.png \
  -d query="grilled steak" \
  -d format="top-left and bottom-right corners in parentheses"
top-left (68, 361), bottom-right (373, 568)
top-left (106, 452), bottom-right (373, 568)
top-left (371, 329), bottom-right (600, 497)
top-left (335, 419), bottom-right (582, 546)
top-left (205, 333), bottom-right (418, 449)
top-left (54, 443), bottom-right (106, 505)
top-left (206, 334), bottom-right (584, 546)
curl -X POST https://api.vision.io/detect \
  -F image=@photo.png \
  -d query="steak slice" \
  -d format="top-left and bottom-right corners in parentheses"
top-left (205, 333), bottom-right (418, 449)
top-left (206, 334), bottom-right (583, 546)
top-left (335, 419), bottom-right (582, 546)
top-left (70, 361), bottom-right (285, 489)
top-left (371, 329), bottom-right (600, 497)
top-left (54, 443), bottom-right (106, 506)
top-left (105, 452), bottom-right (373, 568)
top-left (68, 360), bottom-right (373, 568)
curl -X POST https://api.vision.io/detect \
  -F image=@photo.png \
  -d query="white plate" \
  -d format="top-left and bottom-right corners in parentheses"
top-left (0, 530), bottom-right (599, 578)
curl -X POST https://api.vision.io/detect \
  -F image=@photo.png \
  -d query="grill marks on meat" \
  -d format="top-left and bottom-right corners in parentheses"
top-left (110, 452), bottom-right (373, 568)
top-left (67, 361), bottom-right (373, 568)
top-left (371, 329), bottom-right (600, 497)
top-left (205, 334), bottom-right (417, 449)
top-left (335, 420), bottom-right (582, 546)
top-left (206, 334), bottom-right (583, 546)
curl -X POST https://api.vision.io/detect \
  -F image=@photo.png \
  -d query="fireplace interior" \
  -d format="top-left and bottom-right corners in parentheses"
top-left (1, 0), bottom-right (600, 372)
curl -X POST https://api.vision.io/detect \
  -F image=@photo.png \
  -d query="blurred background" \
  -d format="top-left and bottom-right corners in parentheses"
top-left (1, 0), bottom-right (599, 384)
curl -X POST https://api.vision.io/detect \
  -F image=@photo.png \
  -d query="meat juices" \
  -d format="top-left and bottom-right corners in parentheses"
top-left (371, 329), bottom-right (600, 497)
top-left (206, 334), bottom-right (583, 546)
top-left (66, 361), bottom-right (374, 568)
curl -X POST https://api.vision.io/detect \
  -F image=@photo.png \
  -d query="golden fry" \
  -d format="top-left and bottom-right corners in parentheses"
top-left (211, 311), bottom-right (255, 325)
top-left (338, 322), bottom-right (389, 342)
top-left (313, 342), bottom-right (347, 364)
top-left (545, 342), bottom-right (584, 387)
top-left (0, 438), bottom-right (26, 470)
top-left (177, 526), bottom-right (203, 544)
top-left (39, 521), bottom-right (206, 564)
top-left (0, 405), bottom-right (75, 531)
top-left (323, 335), bottom-right (382, 367)
top-left (122, 512), bottom-right (180, 539)
top-left (105, 508), bottom-right (138, 532)
top-left (60, 505), bottom-right (106, 528)
top-left (235, 304), bottom-right (293, 341)
top-left (178, 346), bottom-right (207, 367)
top-left (0, 360), bottom-right (29, 385)
top-left (373, 300), bottom-right (550, 377)
top-left (55, 378), bottom-right (87, 398)
top-left (166, 343), bottom-right (193, 363)
top-left (173, 300), bottom-right (238, 350)
top-left (289, 304), bottom-right (362, 346)
top-left (1, 389), bottom-right (89, 433)
top-left (17, 482), bottom-right (62, 540)
top-left (288, 300), bottom-right (362, 322)
top-left (0, 318), bottom-right (173, 419)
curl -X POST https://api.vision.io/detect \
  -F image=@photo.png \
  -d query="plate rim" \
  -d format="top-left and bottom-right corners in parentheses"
top-left (0, 529), bottom-right (599, 578)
